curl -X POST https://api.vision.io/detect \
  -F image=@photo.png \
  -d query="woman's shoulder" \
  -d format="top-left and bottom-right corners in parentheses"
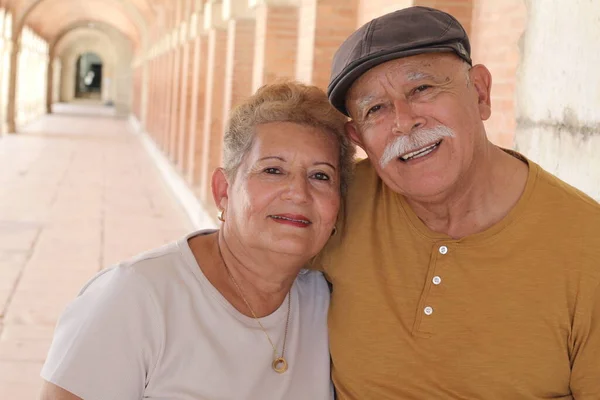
top-left (295, 269), bottom-right (330, 297)
top-left (86, 231), bottom-right (209, 294)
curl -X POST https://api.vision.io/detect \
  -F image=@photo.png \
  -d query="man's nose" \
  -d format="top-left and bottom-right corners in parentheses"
top-left (392, 99), bottom-right (425, 135)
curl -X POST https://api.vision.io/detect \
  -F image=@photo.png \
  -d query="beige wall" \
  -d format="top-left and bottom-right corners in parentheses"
top-left (515, 0), bottom-right (600, 200)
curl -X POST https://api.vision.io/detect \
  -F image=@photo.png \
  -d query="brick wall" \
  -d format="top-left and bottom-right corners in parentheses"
top-left (357, 0), bottom-right (412, 26)
top-left (186, 35), bottom-right (208, 187)
top-left (168, 46), bottom-right (183, 161)
top-left (224, 18), bottom-right (256, 114)
top-left (252, 5), bottom-right (299, 91)
top-left (470, 0), bottom-right (526, 147)
top-left (297, 0), bottom-right (359, 91)
top-left (177, 40), bottom-right (195, 172)
top-left (139, 0), bottom-right (531, 208)
top-left (200, 28), bottom-right (228, 203)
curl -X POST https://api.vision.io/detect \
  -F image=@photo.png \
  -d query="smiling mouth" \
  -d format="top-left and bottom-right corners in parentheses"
top-left (269, 215), bottom-right (311, 225)
top-left (399, 141), bottom-right (442, 162)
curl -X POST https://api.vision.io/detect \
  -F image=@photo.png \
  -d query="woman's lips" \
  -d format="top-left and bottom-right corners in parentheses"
top-left (269, 214), bottom-right (312, 228)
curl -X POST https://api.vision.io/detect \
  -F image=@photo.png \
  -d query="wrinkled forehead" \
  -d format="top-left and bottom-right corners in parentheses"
top-left (345, 53), bottom-right (462, 107)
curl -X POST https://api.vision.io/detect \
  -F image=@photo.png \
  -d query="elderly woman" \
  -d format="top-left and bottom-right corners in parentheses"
top-left (39, 81), bottom-right (354, 400)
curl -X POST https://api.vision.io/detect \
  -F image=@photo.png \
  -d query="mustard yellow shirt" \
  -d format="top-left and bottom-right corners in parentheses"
top-left (319, 156), bottom-right (600, 399)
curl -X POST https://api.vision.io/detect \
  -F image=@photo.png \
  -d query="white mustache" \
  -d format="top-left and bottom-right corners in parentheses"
top-left (379, 125), bottom-right (455, 168)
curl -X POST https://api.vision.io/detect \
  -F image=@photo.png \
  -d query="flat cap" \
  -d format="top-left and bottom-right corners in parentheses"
top-left (328, 6), bottom-right (472, 116)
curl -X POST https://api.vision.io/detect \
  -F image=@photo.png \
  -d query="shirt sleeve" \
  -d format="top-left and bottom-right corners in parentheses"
top-left (41, 265), bottom-right (163, 400)
top-left (570, 280), bottom-right (600, 399)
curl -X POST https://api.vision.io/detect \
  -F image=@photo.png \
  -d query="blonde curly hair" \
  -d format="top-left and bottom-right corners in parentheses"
top-left (223, 81), bottom-right (355, 195)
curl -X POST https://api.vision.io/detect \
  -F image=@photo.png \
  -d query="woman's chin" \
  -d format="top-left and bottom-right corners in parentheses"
top-left (261, 235), bottom-right (321, 260)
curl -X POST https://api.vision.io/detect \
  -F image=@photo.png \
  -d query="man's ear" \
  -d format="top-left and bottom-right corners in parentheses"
top-left (211, 168), bottom-right (230, 212)
top-left (345, 121), bottom-right (365, 149)
top-left (470, 64), bottom-right (492, 121)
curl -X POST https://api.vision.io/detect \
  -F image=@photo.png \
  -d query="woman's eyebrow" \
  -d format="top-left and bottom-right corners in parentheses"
top-left (314, 162), bottom-right (336, 170)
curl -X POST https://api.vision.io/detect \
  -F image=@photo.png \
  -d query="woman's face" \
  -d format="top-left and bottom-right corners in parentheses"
top-left (222, 121), bottom-right (341, 259)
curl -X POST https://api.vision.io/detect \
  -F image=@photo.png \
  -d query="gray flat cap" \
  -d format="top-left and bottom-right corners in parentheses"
top-left (328, 6), bottom-right (472, 116)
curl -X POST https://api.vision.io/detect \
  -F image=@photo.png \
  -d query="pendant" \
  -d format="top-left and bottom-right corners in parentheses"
top-left (272, 357), bottom-right (288, 373)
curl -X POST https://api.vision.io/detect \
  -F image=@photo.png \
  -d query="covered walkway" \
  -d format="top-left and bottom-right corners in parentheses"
top-left (0, 0), bottom-right (599, 398)
top-left (0, 103), bottom-right (193, 397)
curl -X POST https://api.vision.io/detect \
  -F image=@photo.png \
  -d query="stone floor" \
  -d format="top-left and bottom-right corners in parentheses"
top-left (0, 103), bottom-right (193, 398)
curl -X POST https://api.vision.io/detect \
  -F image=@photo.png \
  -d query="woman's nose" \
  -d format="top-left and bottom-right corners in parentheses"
top-left (282, 174), bottom-right (310, 203)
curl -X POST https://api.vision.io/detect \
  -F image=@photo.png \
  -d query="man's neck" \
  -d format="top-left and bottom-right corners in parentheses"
top-left (405, 145), bottom-right (529, 239)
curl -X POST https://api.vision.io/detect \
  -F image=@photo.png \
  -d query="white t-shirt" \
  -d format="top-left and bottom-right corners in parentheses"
top-left (41, 231), bottom-right (333, 400)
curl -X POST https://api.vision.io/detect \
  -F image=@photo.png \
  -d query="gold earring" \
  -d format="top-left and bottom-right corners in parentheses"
top-left (217, 209), bottom-right (225, 222)
top-left (331, 226), bottom-right (337, 236)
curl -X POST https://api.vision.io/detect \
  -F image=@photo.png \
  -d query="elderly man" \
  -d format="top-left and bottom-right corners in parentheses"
top-left (319, 6), bottom-right (600, 399)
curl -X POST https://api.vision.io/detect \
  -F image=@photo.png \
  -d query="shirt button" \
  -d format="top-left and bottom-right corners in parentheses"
top-left (439, 245), bottom-right (448, 255)
top-left (432, 276), bottom-right (442, 285)
top-left (424, 306), bottom-right (433, 315)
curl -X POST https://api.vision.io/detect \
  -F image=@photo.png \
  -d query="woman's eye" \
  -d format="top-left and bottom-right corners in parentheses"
top-left (366, 104), bottom-right (382, 116)
top-left (312, 172), bottom-right (330, 181)
top-left (264, 167), bottom-right (281, 174)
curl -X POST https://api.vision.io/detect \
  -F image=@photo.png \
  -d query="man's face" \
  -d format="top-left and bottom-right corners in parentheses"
top-left (345, 53), bottom-right (492, 201)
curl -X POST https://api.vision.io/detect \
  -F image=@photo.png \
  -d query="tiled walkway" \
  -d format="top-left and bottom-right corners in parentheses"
top-left (0, 103), bottom-right (193, 398)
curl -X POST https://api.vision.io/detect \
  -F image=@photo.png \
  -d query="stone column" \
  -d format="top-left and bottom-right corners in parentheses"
top-left (186, 28), bottom-right (209, 187)
top-left (515, 0), bottom-right (600, 200)
top-left (251, 0), bottom-right (300, 91)
top-left (6, 34), bottom-right (20, 133)
top-left (159, 47), bottom-right (170, 149)
top-left (470, 0), bottom-right (526, 147)
top-left (198, 1), bottom-right (229, 204)
top-left (295, 0), bottom-right (358, 90)
top-left (46, 48), bottom-right (54, 114)
top-left (223, 0), bottom-right (256, 115)
top-left (177, 5), bottom-right (197, 172)
top-left (148, 53), bottom-right (157, 137)
top-left (168, 1), bottom-right (185, 161)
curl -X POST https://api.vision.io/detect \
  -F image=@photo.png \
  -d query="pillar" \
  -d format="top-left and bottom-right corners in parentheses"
top-left (251, 0), bottom-right (299, 91)
top-left (295, 0), bottom-right (358, 90)
top-left (470, 0), bottom-right (526, 147)
top-left (176, 4), bottom-right (196, 172)
top-left (185, 30), bottom-right (209, 187)
top-left (168, 3), bottom-right (185, 160)
top-left (223, 0), bottom-right (256, 115)
top-left (199, 1), bottom-right (228, 204)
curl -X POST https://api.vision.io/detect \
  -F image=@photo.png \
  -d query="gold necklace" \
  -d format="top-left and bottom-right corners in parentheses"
top-left (217, 241), bottom-right (291, 374)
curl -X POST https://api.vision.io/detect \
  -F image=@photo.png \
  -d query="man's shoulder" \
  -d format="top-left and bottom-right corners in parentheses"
top-left (533, 164), bottom-right (600, 217)
top-left (347, 158), bottom-right (382, 199)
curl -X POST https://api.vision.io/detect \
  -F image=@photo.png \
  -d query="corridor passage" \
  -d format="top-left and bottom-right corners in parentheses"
top-left (0, 103), bottom-right (192, 398)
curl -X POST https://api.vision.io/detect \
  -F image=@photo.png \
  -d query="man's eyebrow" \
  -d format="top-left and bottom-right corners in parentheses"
top-left (406, 71), bottom-right (436, 81)
top-left (355, 95), bottom-right (376, 113)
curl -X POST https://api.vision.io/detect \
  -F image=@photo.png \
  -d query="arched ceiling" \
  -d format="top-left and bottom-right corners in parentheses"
top-left (54, 26), bottom-right (122, 60)
top-left (55, 27), bottom-right (117, 61)
top-left (26, 0), bottom-right (141, 46)
top-left (4, 0), bottom-right (180, 51)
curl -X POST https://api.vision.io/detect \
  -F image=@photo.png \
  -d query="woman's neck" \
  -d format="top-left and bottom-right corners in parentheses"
top-left (190, 231), bottom-right (302, 317)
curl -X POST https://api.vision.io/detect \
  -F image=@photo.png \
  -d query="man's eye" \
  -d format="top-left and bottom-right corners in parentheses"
top-left (312, 172), bottom-right (330, 181)
top-left (414, 85), bottom-right (431, 93)
top-left (264, 167), bottom-right (281, 174)
top-left (366, 105), bottom-right (382, 116)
